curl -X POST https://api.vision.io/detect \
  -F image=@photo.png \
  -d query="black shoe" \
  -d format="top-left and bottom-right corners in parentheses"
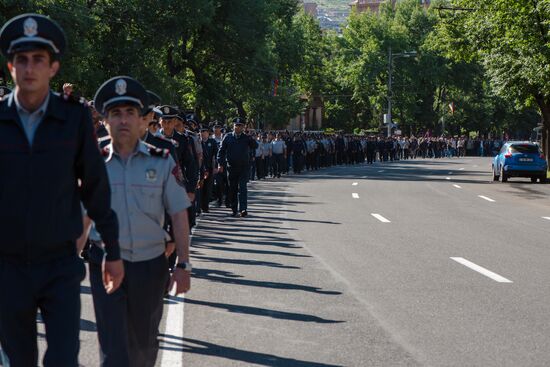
top-left (240, 210), bottom-right (248, 217)
top-left (230, 212), bottom-right (239, 217)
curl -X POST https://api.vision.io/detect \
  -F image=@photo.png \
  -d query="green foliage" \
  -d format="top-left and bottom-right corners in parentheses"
top-left (0, 0), bottom-right (542, 137)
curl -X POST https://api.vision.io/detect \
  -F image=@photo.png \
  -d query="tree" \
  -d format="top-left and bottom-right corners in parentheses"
top-left (435, 0), bottom-right (550, 150)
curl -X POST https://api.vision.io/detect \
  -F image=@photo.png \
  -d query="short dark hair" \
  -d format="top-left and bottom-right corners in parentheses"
top-left (8, 46), bottom-right (58, 65)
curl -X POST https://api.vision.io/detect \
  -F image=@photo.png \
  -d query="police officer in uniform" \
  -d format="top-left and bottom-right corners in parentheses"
top-left (81, 77), bottom-right (191, 367)
top-left (200, 126), bottom-right (218, 213)
top-left (217, 117), bottom-right (258, 217)
top-left (159, 106), bottom-right (199, 201)
top-left (0, 14), bottom-right (122, 367)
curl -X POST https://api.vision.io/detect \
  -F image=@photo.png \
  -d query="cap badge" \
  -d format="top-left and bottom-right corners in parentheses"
top-left (23, 17), bottom-right (38, 37)
top-left (163, 107), bottom-right (170, 114)
top-left (115, 79), bottom-right (127, 96)
top-left (146, 169), bottom-right (157, 182)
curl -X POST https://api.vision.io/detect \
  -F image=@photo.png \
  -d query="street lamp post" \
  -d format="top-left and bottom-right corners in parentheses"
top-left (386, 47), bottom-right (417, 137)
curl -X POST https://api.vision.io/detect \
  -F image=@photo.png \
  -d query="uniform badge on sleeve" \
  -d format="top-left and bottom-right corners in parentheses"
top-left (171, 165), bottom-right (186, 187)
top-left (146, 169), bottom-right (157, 182)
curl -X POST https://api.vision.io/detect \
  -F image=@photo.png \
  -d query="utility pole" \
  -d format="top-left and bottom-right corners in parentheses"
top-left (386, 48), bottom-right (417, 137)
top-left (387, 46), bottom-right (393, 137)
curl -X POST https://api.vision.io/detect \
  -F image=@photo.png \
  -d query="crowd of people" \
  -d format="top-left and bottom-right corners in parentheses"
top-left (0, 12), bottom-right (517, 367)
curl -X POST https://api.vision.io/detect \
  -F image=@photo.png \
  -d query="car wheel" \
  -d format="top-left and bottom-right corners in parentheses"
top-left (492, 166), bottom-right (499, 181)
top-left (539, 176), bottom-right (548, 184)
top-left (531, 177), bottom-right (538, 183)
top-left (500, 166), bottom-right (508, 182)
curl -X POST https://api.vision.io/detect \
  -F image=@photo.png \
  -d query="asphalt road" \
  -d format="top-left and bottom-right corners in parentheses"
top-left (27, 156), bottom-right (550, 366)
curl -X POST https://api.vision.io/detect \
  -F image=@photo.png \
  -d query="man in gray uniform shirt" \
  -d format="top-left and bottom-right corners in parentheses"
top-left (79, 76), bottom-right (192, 367)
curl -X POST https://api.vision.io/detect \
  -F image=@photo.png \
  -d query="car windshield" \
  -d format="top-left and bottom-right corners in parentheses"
top-left (510, 144), bottom-right (539, 154)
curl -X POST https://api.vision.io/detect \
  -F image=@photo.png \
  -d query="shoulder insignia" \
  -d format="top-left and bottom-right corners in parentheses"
top-left (148, 146), bottom-right (170, 159)
top-left (171, 164), bottom-right (187, 187)
top-left (156, 134), bottom-right (179, 148)
top-left (101, 146), bottom-right (110, 157)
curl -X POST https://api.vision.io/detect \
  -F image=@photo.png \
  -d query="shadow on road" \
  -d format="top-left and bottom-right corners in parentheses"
top-left (192, 267), bottom-right (342, 295)
top-left (184, 298), bottom-right (344, 324)
top-left (159, 335), bottom-right (344, 367)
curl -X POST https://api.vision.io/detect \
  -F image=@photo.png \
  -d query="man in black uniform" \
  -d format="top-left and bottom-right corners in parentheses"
top-left (200, 127), bottom-right (218, 213)
top-left (217, 118), bottom-right (257, 217)
top-left (0, 14), bottom-right (122, 367)
top-left (159, 105), bottom-right (199, 199)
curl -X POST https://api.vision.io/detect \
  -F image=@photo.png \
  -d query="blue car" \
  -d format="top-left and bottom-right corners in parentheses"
top-left (492, 141), bottom-right (548, 183)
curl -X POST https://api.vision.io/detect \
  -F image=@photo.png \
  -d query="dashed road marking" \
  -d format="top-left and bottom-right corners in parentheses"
top-left (445, 177), bottom-right (452, 180)
top-left (371, 213), bottom-right (391, 223)
top-left (352, 193), bottom-right (360, 199)
top-left (542, 217), bottom-right (550, 221)
top-left (478, 195), bottom-right (495, 202)
top-left (453, 184), bottom-right (462, 189)
top-left (459, 168), bottom-right (465, 171)
top-left (352, 182), bottom-right (358, 186)
top-left (450, 257), bottom-right (513, 283)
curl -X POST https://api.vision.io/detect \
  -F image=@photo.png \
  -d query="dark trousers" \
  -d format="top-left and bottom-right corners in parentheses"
top-left (272, 154), bottom-right (284, 177)
top-left (0, 253), bottom-right (85, 367)
top-left (214, 170), bottom-right (228, 205)
top-left (89, 247), bottom-right (169, 367)
top-left (201, 171), bottom-right (214, 211)
top-left (228, 165), bottom-right (249, 213)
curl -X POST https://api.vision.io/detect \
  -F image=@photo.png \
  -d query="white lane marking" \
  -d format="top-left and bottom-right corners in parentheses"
top-left (445, 177), bottom-right (451, 180)
top-left (160, 294), bottom-right (185, 365)
top-left (352, 182), bottom-right (358, 186)
top-left (542, 217), bottom-right (550, 221)
top-left (371, 213), bottom-right (391, 223)
top-left (378, 170), bottom-right (385, 173)
top-left (450, 257), bottom-right (513, 283)
top-left (459, 168), bottom-right (465, 171)
top-left (160, 227), bottom-right (197, 366)
top-left (453, 184), bottom-right (462, 189)
top-left (352, 193), bottom-right (360, 199)
top-left (478, 195), bottom-right (495, 202)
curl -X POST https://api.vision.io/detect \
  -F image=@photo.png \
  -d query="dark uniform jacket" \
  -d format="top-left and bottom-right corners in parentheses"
top-left (217, 132), bottom-right (258, 168)
top-left (0, 92), bottom-right (119, 263)
top-left (202, 137), bottom-right (218, 171)
top-left (162, 130), bottom-right (199, 193)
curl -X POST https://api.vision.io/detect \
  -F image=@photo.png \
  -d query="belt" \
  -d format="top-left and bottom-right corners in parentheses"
top-left (0, 243), bottom-right (75, 265)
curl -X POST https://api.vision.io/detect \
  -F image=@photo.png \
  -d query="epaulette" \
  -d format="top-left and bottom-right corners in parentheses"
top-left (98, 135), bottom-right (111, 144)
top-left (155, 134), bottom-right (178, 147)
top-left (55, 92), bottom-right (87, 105)
top-left (145, 143), bottom-right (170, 159)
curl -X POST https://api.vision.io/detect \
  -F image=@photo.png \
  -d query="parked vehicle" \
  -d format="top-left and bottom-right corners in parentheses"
top-left (492, 142), bottom-right (547, 183)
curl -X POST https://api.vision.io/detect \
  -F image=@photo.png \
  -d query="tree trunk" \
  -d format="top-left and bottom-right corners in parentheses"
top-left (535, 94), bottom-right (550, 163)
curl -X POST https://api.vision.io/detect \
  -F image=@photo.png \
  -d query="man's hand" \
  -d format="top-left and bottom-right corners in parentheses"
top-left (187, 192), bottom-right (195, 202)
top-left (168, 268), bottom-right (191, 295)
top-left (103, 259), bottom-right (124, 294)
top-left (217, 165), bottom-right (224, 173)
top-left (165, 242), bottom-right (176, 258)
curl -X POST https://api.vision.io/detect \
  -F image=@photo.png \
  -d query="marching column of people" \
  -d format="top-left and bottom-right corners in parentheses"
top-left (0, 11), bottom-right (519, 367)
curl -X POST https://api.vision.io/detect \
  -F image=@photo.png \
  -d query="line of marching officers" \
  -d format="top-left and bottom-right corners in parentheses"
top-left (0, 12), bottom-right (261, 367)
